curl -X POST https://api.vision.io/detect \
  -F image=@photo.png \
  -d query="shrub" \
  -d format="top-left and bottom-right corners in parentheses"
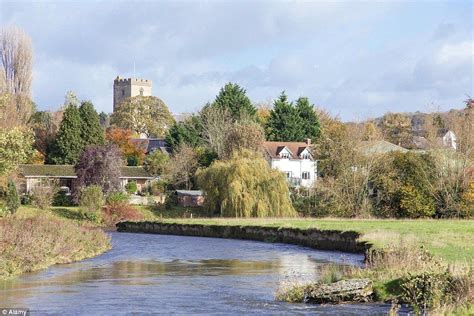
top-left (5, 180), bottom-right (20, 215)
top-left (101, 201), bottom-right (143, 226)
top-left (53, 190), bottom-right (73, 207)
top-left (20, 193), bottom-right (31, 205)
top-left (31, 185), bottom-right (57, 210)
top-left (106, 191), bottom-right (129, 204)
top-left (78, 185), bottom-right (104, 222)
top-left (149, 179), bottom-right (167, 196)
top-left (125, 181), bottom-right (137, 194)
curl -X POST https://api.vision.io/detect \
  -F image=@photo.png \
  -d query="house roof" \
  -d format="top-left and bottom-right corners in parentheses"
top-left (358, 140), bottom-right (409, 155)
top-left (130, 138), bottom-right (171, 154)
top-left (19, 164), bottom-right (77, 177)
top-left (176, 190), bottom-right (203, 196)
top-left (19, 165), bottom-right (154, 179)
top-left (263, 141), bottom-right (312, 159)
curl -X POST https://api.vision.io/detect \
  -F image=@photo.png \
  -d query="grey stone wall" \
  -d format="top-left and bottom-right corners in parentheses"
top-left (116, 221), bottom-right (373, 255)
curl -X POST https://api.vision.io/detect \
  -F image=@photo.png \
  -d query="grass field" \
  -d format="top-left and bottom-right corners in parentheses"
top-left (157, 217), bottom-right (474, 264)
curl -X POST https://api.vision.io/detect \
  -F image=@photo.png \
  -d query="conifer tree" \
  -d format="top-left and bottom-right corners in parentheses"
top-left (265, 92), bottom-right (304, 141)
top-left (6, 179), bottom-right (20, 214)
top-left (295, 97), bottom-right (321, 141)
top-left (49, 104), bottom-right (83, 164)
top-left (213, 82), bottom-right (256, 121)
top-left (79, 101), bottom-right (105, 147)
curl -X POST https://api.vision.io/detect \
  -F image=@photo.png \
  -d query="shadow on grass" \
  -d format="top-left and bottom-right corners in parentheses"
top-left (51, 208), bottom-right (84, 221)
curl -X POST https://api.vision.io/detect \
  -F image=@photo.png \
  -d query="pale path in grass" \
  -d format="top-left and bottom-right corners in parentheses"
top-left (1, 232), bottom-right (405, 315)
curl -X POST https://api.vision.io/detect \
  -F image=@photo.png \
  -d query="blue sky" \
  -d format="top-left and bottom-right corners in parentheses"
top-left (1, 0), bottom-right (472, 121)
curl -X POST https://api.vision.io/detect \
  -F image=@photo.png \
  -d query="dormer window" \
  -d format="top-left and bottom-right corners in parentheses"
top-left (301, 153), bottom-right (311, 159)
top-left (280, 153), bottom-right (290, 159)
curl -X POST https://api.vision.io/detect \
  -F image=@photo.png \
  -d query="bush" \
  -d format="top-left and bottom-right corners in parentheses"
top-left (53, 190), bottom-right (73, 207)
top-left (31, 185), bottom-right (57, 210)
top-left (20, 194), bottom-right (31, 205)
top-left (101, 201), bottom-right (144, 226)
top-left (106, 191), bottom-right (129, 204)
top-left (5, 180), bottom-right (20, 215)
top-left (78, 185), bottom-right (104, 222)
top-left (125, 181), bottom-right (137, 194)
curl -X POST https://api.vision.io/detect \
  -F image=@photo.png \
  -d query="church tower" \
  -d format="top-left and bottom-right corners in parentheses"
top-left (113, 76), bottom-right (152, 111)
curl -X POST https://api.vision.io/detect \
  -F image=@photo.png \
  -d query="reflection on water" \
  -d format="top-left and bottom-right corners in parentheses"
top-left (0, 232), bottom-right (399, 315)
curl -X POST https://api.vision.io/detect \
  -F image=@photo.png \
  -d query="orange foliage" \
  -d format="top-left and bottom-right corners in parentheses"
top-left (105, 128), bottom-right (145, 164)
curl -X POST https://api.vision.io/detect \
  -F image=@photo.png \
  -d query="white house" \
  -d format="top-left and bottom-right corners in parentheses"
top-left (262, 139), bottom-right (316, 188)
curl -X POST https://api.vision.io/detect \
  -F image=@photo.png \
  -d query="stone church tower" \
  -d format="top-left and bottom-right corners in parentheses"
top-left (113, 76), bottom-right (152, 111)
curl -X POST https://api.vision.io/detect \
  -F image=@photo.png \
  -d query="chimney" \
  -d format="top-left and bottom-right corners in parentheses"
top-left (305, 138), bottom-right (311, 145)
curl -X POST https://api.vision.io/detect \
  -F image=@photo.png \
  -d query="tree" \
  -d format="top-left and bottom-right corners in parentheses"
top-left (49, 104), bottom-right (83, 164)
top-left (79, 101), bottom-right (104, 146)
top-left (165, 116), bottom-right (203, 151)
top-left (222, 121), bottom-right (265, 159)
top-left (199, 104), bottom-right (233, 158)
top-left (110, 96), bottom-right (174, 137)
top-left (105, 127), bottom-right (144, 166)
top-left (29, 111), bottom-right (57, 160)
top-left (144, 150), bottom-right (169, 176)
top-left (0, 26), bottom-right (32, 96)
top-left (165, 143), bottom-right (199, 189)
top-left (295, 97), bottom-right (321, 141)
top-left (0, 127), bottom-right (33, 176)
top-left (379, 113), bottom-right (412, 147)
top-left (265, 92), bottom-right (304, 142)
top-left (74, 145), bottom-right (123, 199)
top-left (371, 152), bottom-right (436, 218)
top-left (213, 82), bottom-right (256, 121)
top-left (99, 112), bottom-right (110, 129)
top-left (196, 150), bottom-right (296, 217)
top-left (5, 179), bottom-right (20, 214)
top-left (0, 93), bottom-right (34, 128)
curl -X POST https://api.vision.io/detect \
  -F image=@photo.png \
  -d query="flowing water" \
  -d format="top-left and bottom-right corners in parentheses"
top-left (0, 232), bottom-right (401, 315)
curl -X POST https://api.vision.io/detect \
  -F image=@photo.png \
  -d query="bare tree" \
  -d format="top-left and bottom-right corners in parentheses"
top-left (0, 25), bottom-right (33, 96)
top-left (199, 104), bottom-right (233, 158)
top-left (165, 143), bottom-right (199, 190)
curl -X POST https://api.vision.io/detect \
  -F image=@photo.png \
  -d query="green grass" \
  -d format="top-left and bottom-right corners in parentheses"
top-left (155, 217), bottom-right (474, 264)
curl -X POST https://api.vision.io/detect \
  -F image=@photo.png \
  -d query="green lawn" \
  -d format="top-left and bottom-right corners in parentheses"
top-left (156, 217), bottom-right (474, 264)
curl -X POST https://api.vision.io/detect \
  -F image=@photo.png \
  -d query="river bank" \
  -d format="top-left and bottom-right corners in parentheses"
top-left (0, 214), bottom-right (111, 279)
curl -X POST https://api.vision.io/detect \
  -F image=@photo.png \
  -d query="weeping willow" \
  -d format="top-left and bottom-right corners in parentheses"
top-left (196, 150), bottom-right (296, 217)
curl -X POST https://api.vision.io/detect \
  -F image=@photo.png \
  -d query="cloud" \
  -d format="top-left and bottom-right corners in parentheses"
top-left (1, 1), bottom-right (471, 120)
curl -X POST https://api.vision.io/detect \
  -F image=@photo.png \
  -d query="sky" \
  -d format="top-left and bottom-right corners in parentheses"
top-left (1, 0), bottom-right (472, 121)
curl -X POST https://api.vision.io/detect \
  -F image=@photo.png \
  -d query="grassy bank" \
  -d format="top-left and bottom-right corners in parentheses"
top-left (154, 217), bottom-right (474, 264)
top-left (0, 210), bottom-right (111, 279)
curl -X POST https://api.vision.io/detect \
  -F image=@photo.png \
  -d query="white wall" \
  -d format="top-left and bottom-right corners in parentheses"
top-left (269, 158), bottom-right (317, 187)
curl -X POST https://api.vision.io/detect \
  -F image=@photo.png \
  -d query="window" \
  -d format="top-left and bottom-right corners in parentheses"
top-left (302, 171), bottom-right (310, 179)
top-left (139, 87), bottom-right (144, 96)
top-left (285, 171), bottom-right (292, 178)
top-left (280, 152), bottom-right (290, 159)
top-left (121, 89), bottom-right (125, 96)
top-left (301, 153), bottom-right (311, 159)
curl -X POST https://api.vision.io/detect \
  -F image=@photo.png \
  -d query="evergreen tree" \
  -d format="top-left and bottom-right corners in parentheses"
top-left (295, 97), bottom-right (321, 141)
top-left (49, 104), bottom-right (83, 164)
top-left (79, 101), bottom-right (105, 147)
top-left (265, 92), bottom-right (304, 141)
top-left (6, 180), bottom-right (20, 214)
top-left (213, 82), bottom-right (256, 121)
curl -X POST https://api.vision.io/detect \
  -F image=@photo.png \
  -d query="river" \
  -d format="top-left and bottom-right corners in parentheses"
top-left (0, 232), bottom-right (400, 315)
